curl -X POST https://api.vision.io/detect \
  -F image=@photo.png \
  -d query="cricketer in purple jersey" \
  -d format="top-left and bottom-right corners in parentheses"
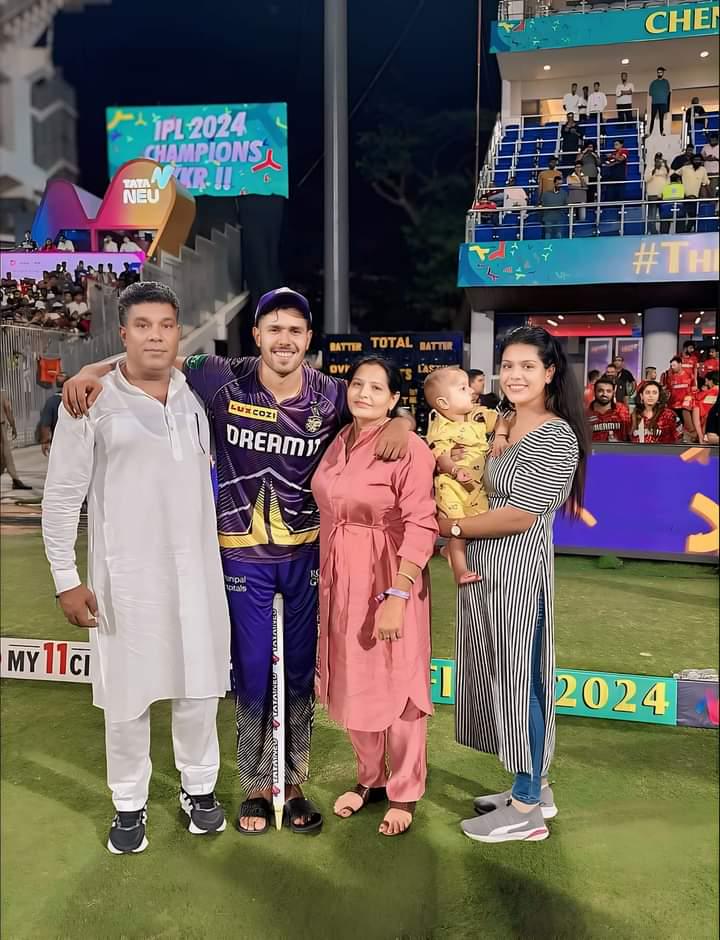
top-left (183, 354), bottom-right (348, 562)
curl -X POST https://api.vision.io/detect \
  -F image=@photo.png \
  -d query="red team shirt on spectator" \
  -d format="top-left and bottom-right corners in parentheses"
top-left (694, 387), bottom-right (719, 433)
top-left (587, 402), bottom-right (632, 442)
top-left (630, 408), bottom-right (682, 444)
top-left (699, 357), bottom-right (719, 378)
top-left (664, 368), bottom-right (694, 410)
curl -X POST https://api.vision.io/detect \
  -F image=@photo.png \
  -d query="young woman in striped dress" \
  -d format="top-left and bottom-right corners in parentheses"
top-left (437, 327), bottom-right (589, 843)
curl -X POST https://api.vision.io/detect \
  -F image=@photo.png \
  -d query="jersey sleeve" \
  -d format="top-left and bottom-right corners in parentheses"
top-left (508, 423), bottom-right (579, 516)
top-left (182, 355), bottom-right (248, 406)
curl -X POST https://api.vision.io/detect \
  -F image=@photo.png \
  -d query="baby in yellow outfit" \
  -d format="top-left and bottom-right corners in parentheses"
top-left (424, 367), bottom-right (508, 584)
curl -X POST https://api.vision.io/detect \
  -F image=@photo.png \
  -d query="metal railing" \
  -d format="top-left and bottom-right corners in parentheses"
top-left (497, 0), bottom-right (703, 18)
top-left (465, 196), bottom-right (719, 241)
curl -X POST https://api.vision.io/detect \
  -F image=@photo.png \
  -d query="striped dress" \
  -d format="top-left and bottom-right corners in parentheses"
top-left (455, 420), bottom-right (579, 776)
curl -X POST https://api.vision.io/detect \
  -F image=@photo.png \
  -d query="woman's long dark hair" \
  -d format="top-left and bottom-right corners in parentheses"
top-left (346, 356), bottom-right (404, 418)
top-left (632, 380), bottom-right (666, 432)
top-left (500, 326), bottom-right (589, 518)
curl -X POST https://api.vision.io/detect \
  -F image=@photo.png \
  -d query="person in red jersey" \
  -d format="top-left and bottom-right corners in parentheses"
top-left (663, 356), bottom-right (695, 438)
top-left (680, 340), bottom-right (699, 376)
top-left (692, 371), bottom-right (719, 442)
top-left (699, 345), bottom-right (719, 379)
top-left (587, 377), bottom-right (631, 442)
top-left (631, 381), bottom-right (681, 443)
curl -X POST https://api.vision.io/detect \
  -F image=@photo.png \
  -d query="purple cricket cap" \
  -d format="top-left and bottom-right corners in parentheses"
top-left (254, 287), bottom-right (312, 325)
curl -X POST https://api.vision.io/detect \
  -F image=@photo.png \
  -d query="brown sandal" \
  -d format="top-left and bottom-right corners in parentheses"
top-left (334, 784), bottom-right (387, 818)
top-left (379, 800), bottom-right (416, 836)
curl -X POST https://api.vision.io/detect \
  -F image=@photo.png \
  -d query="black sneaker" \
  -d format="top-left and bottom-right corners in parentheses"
top-left (11, 480), bottom-right (32, 490)
top-left (180, 788), bottom-right (227, 835)
top-left (107, 807), bottom-right (148, 855)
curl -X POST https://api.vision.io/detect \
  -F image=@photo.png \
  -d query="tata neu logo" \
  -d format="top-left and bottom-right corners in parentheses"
top-left (122, 165), bottom-right (175, 204)
top-left (32, 158), bottom-right (195, 258)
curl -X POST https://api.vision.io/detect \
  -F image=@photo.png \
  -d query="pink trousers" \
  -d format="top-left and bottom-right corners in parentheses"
top-left (347, 702), bottom-right (427, 802)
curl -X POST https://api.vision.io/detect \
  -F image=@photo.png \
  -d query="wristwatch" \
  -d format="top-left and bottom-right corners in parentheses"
top-left (450, 522), bottom-right (462, 537)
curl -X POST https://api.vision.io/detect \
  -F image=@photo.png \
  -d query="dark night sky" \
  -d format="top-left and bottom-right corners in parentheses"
top-left (53, 0), bottom-right (498, 325)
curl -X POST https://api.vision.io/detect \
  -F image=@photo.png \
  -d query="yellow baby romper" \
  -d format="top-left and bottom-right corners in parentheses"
top-left (426, 407), bottom-right (497, 519)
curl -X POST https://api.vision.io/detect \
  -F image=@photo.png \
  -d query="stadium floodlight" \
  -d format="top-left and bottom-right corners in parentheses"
top-left (543, 65), bottom-right (551, 71)
top-left (547, 319), bottom-right (558, 326)
top-left (694, 316), bottom-right (702, 324)
top-left (620, 318), bottom-right (627, 325)
top-left (621, 58), bottom-right (630, 65)
top-left (597, 313), bottom-right (605, 321)
top-left (700, 51), bottom-right (709, 58)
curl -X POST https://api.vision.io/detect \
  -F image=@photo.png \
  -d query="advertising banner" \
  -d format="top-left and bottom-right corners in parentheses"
top-left (106, 103), bottom-right (288, 198)
top-left (555, 445), bottom-right (719, 561)
top-left (1, 637), bottom-right (91, 683)
top-left (490, 2), bottom-right (719, 53)
top-left (458, 235), bottom-right (719, 289)
top-left (585, 338), bottom-right (613, 380)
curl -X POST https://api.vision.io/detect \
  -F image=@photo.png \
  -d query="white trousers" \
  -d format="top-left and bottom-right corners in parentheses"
top-left (104, 697), bottom-right (220, 811)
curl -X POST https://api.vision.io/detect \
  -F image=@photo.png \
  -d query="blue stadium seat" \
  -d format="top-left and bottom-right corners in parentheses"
top-left (499, 142), bottom-right (516, 157)
top-left (495, 222), bottom-right (520, 241)
top-left (516, 170), bottom-right (534, 187)
top-left (505, 125), bottom-right (520, 140)
top-left (493, 170), bottom-right (510, 187)
top-left (537, 124), bottom-right (559, 140)
top-left (520, 140), bottom-right (540, 155)
top-left (706, 112), bottom-right (719, 131)
top-left (517, 154), bottom-right (539, 170)
top-left (524, 116), bottom-right (542, 128)
top-left (540, 141), bottom-right (558, 156)
top-left (524, 222), bottom-right (543, 240)
top-left (599, 207), bottom-right (621, 235)
top-left (623, 205), bottom-right (644, 235)
top-left (698, 216), bottom-right (719, 233)
top-left (573, 221), bottom-right (596, 238)
top-left (625, 182), bottom-right (642, 199)
top-left (496, 156), bottom-right (513, 170)
top-left (473, 223), bottom-right (495, 241)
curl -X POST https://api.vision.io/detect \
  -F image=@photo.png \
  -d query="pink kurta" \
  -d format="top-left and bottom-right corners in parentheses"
top-left (311, 422), bottom-right (438, 732)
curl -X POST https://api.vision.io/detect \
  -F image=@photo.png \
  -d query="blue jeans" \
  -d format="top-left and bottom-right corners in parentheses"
top-left (511, 593), bottom-right (547, 805)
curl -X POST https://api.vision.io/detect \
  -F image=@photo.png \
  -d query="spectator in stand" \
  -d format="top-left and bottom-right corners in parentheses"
top-left (685, 97), bottom-right (707, 137)
top-left (120, 234), bottom-right (141, 252)
top-left (680, 340), bottom-right (700, 384)
top-left (584, 369), bottom-right (601, 406)
top-left (704, 396), bottom-right (720, 444)
top-left (615, 72), bottom-right (635, 124)
top-left (701, 133), bottom-right (719, 197)
top-left (560, 116), bottom-right (584, 173)
top-left (537, 157), bottom-right (563, 203)
top-left (644, 153), bottom-right (670, 234)
top-left (663, 355), bottom-right (695, 438)
top-left (17, 230), bottom-right (37, 251)
top-left (40, 238), bottom-right (55, 252)
top-left (648, 67), bottom-right (671, 137)
top-left (39, 372), bottom-right (68, 456)
top-left (541, 178), bottom-right (568, 239)
top-left (1, 273), bottom-right (18, 291)
top-left (587, 82), bottom-right (607, 130)
top-left (567, 162), bottom-right (588, 223)
top-left (700, 344), bottom-right (719, 379)
top-left (106, 262), bottom-right (118, 285)
top-left (587, 376), bottom-right (631, 442)
top-left (563, 83), bottom-right (582, 118)
top-left (578, 86), bottom-right (589, 124)
top-left (580, 141), bottom-right (600, 204)
top-left (636, 366), bottom-right (658, 398)
top-left (56, 232), bottom-right (75, 251)
top-left (630, 382), bottom-right (681, 444)
top-left (680, 154), bottom-right (710, 234)
top-left (503, 177), bottom-right (528, 215)
top-left (692, 371), bottom-right (719, 443)
top-left (467, 369), bottom-right (500, 409)
top-left (67, 290), bottom-right (89, 324)
top-left (661, 174), bottom-right (684, 233)
top-left (103, 234), bottom-right (119, 252)
top-left (603, 139), bottom-right (629, 201)
top-left (118, 262), bottom-right (140, 288)
top-left (611, 355), bottom-right (636, 401)
top-left (1, 389), bottom-right (33, 489)
top-left (671, 144), bottom-right (695, 172)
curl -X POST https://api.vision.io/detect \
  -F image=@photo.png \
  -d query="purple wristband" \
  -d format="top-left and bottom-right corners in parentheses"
top-left (375, 587), bottom-right (411, 603)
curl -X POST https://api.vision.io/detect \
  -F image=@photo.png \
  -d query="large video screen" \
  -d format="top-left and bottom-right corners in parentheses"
top-left (555, 444), bottom-right (718, 562)
top-left (106, 103), bottom-right (288, 198)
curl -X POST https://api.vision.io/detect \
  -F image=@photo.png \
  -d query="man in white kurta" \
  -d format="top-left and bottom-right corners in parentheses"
top-left (42, 281), bottom-right (231, 855)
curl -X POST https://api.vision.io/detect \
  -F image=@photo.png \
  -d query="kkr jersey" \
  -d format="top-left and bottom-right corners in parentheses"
top-left (184, 355), bottom-right (347, 563)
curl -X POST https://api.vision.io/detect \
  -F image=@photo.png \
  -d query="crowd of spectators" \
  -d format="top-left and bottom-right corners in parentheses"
top-left (585, 342), bottom-right (719, 445)
top-left (14, 230), bottom-right (148, 254)
top-left (0, 259), bottom-right (140, 333)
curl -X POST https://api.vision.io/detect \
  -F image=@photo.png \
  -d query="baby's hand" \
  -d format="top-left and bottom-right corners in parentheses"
top-left (491, 435), bottom-right (509, 458)
top-left (455, 468), bottom-right (474, 484)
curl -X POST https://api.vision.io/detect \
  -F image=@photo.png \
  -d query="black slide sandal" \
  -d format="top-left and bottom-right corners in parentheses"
top-left (236, 797), bottom-right (272, 835)
top-left (283, 797), bottom-right (323, 834)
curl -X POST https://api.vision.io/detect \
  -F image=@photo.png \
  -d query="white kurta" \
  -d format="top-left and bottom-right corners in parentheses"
top-left (42, 366), bottom-right (230, 723)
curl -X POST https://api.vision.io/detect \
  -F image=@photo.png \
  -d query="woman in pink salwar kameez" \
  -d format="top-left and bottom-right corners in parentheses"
top-left (312, 357), bottom-right (438, 836)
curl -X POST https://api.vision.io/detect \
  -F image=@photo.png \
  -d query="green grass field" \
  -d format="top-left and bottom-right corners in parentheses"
top-left (1, 531), bottom-right (718, 940)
